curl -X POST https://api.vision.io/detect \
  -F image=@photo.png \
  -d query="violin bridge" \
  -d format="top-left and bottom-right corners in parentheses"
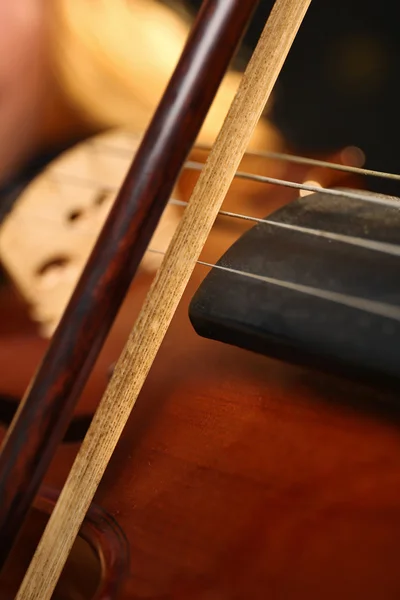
top-left (0, 131), bottom-right (181, 337)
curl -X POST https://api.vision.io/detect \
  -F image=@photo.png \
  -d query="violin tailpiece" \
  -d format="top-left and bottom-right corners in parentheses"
top-left (189, 189), bottom-right (400, 388)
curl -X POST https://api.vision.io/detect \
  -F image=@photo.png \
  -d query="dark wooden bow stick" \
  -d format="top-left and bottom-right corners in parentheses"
top-left (0, 0), bottom-right (259, 568)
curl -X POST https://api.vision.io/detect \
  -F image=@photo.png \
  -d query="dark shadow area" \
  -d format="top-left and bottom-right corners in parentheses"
top-left (179, 0), bottom-right (400, 195)
top-left (0, 395), bottom-right (92, 444)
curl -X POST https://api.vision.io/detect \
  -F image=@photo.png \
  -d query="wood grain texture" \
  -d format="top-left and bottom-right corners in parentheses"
top-left (94, 277), bottom-right (400, 599)
top-left (9, 272), bottom-right (400, 599)
top-left (0, 0), bottom-right (259, 570)
top-left (15, 0), bottom-right (311, 597)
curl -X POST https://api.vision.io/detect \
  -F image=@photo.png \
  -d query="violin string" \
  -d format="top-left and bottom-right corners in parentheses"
top-left (4, 146), bottom-right (400, 325)
top-left (147, 247), bottom-right (400, 322)
top-left (12, 195), bottom-right (400, 259)
top-left (4, 144), bottom-right (400, 295)
top-left (49, 163), bottom-right (400, 209)
top-left (170, 198), bottom-right (400, 256)
top-left (185, 162), bottom-right (400, 208)
top-left (195, 143), bottom-right (400, 182)
top-left (94, 139), bottom-right (400, 183)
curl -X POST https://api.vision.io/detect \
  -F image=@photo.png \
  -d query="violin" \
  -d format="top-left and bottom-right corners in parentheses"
top-left (1, 0), bottom-right (400, 598)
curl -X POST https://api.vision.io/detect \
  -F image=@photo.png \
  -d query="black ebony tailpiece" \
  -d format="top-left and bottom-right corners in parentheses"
top-left (189, 190), bottom-right (400, 387)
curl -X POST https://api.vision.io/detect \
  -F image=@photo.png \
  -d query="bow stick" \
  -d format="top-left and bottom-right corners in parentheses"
top-left (16, 0), bottom-right (311, 597)
top-left (0, 0), bottom-right (260, 567)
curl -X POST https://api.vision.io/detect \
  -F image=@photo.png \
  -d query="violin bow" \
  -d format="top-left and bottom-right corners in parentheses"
top-left (0, 0), bottom-right (259, 567)
top-left (14, 0), bottom-right (311, 597)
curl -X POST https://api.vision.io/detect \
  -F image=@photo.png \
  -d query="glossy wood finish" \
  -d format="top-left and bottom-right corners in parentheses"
top-left (15, 265), bottom-right (400, 599)
top-left (94, 272), bottom-right (400, 600)
top-left (0, 0), bottom-right (260, 568)
top-left (2, 153), bottom-right (388, 597)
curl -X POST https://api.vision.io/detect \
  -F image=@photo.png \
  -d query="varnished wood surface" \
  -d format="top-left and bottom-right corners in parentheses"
top-left (0, 149), bottom-right (374, 599)
top-left (3, 269), bottom-right (400, 598)
top-left (3, 0), bottom-right (396, 596)
top-left (95, 273), bottom-right (400, 600)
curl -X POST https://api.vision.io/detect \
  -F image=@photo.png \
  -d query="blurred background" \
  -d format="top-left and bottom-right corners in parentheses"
top-left (1, 0), bottom-right (399, 209)
top-left (184, 0), bottom-right (400, 194)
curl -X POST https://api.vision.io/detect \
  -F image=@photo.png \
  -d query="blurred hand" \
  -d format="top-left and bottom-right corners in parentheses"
top-left (0, 0), bottom-right (49, 185)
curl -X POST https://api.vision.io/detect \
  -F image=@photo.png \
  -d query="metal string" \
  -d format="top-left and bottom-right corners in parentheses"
top-left (94, 138), bottom-right (400, 183)
top-left (5, 201), bottom-right (400, 321)
top-left (14, 193), bottom-right (400, 259)
top-left (5, 164), bottom-right (400, 322)
top-left (185, 162), bottom-right (400, 208)
top-left (195, 143), bottom-right (400, 182)
top-left (48, 161), bottom-right (400, 209)
top-left (147, 248), bottom-right (400, 322)
top-left (5, 143), bottom-right (400, 318)
top-left (169, 198), bottom-right (400, 257)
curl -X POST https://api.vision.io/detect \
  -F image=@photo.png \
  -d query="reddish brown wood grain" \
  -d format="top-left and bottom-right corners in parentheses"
top-left (2, 228), bottom-right (399, 598)
top-left (25, 268), bottom-right (400, 599)
top-left (0, 0), bottom-right (260, 569)
top-left (93, 271), bottom-right (400, 599)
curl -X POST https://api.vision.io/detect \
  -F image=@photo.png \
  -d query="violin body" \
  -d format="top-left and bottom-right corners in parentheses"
top-left (2, 132), bottom-right (400, 598)
top-left (2, 2), bottom-right (400, 597)
top-left (3, 263), bottom-right (400, 598)
top-left (86, 273), bottom-right (400, 600)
